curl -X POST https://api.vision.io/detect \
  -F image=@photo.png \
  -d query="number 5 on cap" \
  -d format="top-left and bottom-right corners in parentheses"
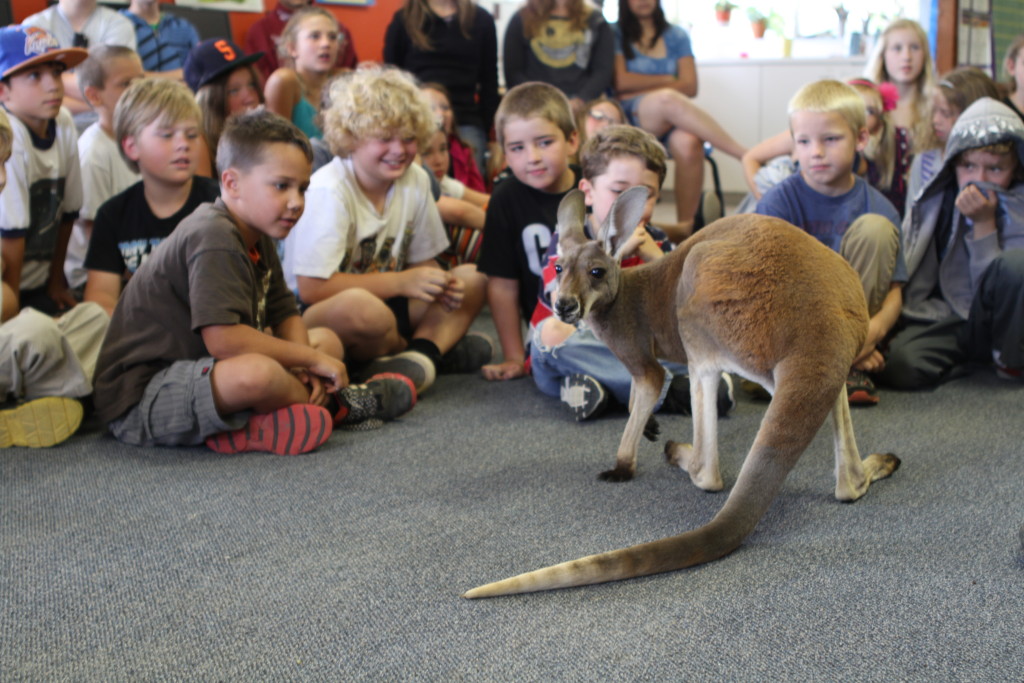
top-left (214, 39), bottom-right (236, 61)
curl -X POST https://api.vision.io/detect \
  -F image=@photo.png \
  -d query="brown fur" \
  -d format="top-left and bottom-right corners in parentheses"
top-left (463, 188), bottom-right (900, 598)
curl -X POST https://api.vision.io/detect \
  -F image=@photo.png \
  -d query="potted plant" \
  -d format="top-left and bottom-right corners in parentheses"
top-left (715, 1), bottom-right (737, 26)
top-left (747, 7), bottom-right (768, 39)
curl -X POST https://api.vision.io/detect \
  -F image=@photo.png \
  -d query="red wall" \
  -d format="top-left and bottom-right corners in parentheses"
top-left (10, 0), bottom-right (403, 63)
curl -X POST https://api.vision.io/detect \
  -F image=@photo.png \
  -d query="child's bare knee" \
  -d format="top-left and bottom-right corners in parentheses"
top-left (669, 131), bottom-right (702, 160)
top-left (309, 327), bottom-right (343, 360)
top-left (215, 353), bottom-right (286, 394)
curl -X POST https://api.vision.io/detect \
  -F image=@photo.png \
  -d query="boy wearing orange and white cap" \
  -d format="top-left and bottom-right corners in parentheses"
top-left (0, 25), bottom-right (88, 316)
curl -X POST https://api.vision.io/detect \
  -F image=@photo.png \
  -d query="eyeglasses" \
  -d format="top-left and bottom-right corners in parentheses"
top-left (72, 33), bottom-right (89, 48)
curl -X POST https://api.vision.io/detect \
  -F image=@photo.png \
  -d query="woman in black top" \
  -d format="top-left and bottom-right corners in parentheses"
top-left (384, 0), bottom-right (500, 177)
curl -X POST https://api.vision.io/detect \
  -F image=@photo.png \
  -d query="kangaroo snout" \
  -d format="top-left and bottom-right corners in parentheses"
top-left (554, 296), bottom-right (581, 324)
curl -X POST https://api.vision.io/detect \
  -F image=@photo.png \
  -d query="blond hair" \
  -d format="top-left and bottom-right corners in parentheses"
top-left (321, 65), bottom-right (436, 158)
top-left (866, 18), bottom-right (936, 144)
top-left (75, 45), bottom-right (139, 94)
top-left (494, 81), bottom-right (576, 147)
top-left (1004, 34), bottom-right (1024, 93)
top-left (788, 79), bottom-right (867, 136)
top-left (918, 67), bottom-right (1000, 151)
top-left (277, 7), bottom-right (340, 65)
top-left (580, 124), bottom-right (667, 187)
top-left (114, 78), bottom-right (202, 173)
top-left (848, 79), bottom-right (896, 190)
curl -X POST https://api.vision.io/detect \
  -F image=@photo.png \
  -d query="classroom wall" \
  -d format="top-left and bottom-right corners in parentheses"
top-left (10, 0), bottom-right (403, 63)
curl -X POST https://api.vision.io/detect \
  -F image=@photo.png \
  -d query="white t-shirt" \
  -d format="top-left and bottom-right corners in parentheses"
top-left (23, 5), bottom-right (137, 51)
top-left (283, 157), bottom-right (448, 294)
top-left (65, 122), bottom-right (140, 288)
top-left (0, 108), bottom-right (84, 291)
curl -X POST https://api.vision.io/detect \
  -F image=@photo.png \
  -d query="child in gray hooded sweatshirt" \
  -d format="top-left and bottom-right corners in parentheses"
top-left (878, 97), bottom-right (1024, 388)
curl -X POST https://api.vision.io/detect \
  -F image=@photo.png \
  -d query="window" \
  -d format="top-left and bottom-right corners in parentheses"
top-left (602, 1), bottom-right (923, 60)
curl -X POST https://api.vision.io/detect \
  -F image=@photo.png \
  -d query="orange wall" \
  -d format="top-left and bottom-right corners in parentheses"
top-left (11, 0), bottom-right (403, 63)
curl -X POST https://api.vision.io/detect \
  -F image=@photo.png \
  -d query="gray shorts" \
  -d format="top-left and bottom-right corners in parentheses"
top-left (109, 357), bottom-right (248, 447)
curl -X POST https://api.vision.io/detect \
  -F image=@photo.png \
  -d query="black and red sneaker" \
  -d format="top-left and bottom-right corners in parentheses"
top-left (846, 370), bottom-right (880, 406)
top-left (329, 373), bottom-right (416, 430)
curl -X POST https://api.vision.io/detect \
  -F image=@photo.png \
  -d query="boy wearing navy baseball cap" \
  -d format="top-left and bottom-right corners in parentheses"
top-left (0, 25), bottom-right (89, 316)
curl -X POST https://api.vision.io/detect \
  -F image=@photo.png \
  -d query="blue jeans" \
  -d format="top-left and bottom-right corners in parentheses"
top-left (530, 318), bottom-right (685, 409)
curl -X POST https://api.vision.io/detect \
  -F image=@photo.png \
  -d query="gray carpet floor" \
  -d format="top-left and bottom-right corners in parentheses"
top-left (3, 314), bottom-right (1023, 680)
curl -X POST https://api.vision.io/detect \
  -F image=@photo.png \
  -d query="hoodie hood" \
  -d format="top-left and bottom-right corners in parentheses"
top-left (917, 97), bottom-right (1024, 203)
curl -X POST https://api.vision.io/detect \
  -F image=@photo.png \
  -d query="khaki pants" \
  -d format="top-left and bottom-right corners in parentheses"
top-left (839, 213), bottom-right (899, 317)
top-left (0, 303), bottom-right (109, 401)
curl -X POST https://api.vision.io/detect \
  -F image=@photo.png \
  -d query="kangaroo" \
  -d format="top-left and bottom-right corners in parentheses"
top-left (463, 187), bottom-right (900, 599)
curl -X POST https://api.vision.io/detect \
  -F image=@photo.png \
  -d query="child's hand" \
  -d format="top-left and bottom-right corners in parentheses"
top-left (308, 353), bottom-right (348, 394)
top-left (403, 266), bottom-right (452, 303)
top-left (956, 184), bottom-right (999, 224)
top-left (481, 359), bottom-right (526, 381)
top-left (47, 282), bottom-right (77, 312)
top-left (619, 226), bottom-right (662, 263)
top-left (292, 368), bottom-right (328, 407)
top-left (439, 276), bottom-right (464, 312)
top-left (853, 348), bottom-right (885, 373)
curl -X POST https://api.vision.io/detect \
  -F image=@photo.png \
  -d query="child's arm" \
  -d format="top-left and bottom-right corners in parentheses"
top-left (854, 283), bottom-right (903, 372)
top-left (264, 69), bottom-right (302, 122)
top-left (459, 186), bottom-right (490, 209)
top-left (270, 314), bottom-right (332, 405)
top-left (436, 196), bottom-right (486, 230)
top-left (482, 276), bottom-right (527, 381)
top-left (1, 278), bottom-right (18, 322)
top-left (742, 130), bottom-right (793, 197)
top-left (1, 236), bottom-right (24, 300)
top-left (201, 322), bottom-right (347, 393)
top-left (297, 265), bottom-right (455, 308)
top-left (47, 216), bottom-right (77, 310)
top-left (83, 270), bottom-right (122, 317)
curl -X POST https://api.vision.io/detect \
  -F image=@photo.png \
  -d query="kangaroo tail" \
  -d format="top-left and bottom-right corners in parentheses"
top-left (462, 516), bottom-right (750, 598)
top-left (462, 374), bottom-right (838, 599)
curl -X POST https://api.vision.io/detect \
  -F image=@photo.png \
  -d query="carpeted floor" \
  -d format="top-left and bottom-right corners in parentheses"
top-left (3, 312), bottom-right (1023, 680)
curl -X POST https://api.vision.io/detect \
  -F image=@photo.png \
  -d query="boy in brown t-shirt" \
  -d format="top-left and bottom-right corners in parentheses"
top-left (93, 110), bottom-right (415, 455)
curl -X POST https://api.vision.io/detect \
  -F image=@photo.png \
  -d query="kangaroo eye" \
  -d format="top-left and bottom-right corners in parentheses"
top-left (590, 268), bottom-right (606, 280)
top-left (553, 264), bottom-right (562, 274)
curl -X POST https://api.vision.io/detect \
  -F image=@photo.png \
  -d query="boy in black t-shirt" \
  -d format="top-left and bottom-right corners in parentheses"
top-left (93, 110), bottom-right (415, 456)
top-left (476, 82), bottom-right (580, 381)
top-left (83, 78), bottom-right (219, 316)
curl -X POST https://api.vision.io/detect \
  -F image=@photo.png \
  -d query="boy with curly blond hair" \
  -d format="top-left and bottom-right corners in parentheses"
top-left (283, 65), bottom-right (490, 394)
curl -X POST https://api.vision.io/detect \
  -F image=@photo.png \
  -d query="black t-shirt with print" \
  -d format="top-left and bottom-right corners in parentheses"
top-left (85, 176), bottom-right (220, 276)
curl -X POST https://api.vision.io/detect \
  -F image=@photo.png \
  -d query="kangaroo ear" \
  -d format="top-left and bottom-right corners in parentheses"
top-left (556, 189), bottom-right (588, 245)
top-left (602, 186), bottom-right (650, 260)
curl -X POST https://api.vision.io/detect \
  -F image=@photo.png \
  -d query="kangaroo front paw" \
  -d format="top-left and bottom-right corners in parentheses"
top-left (643, 416), bottom-right (660, 442)
top-left (599, 466), bottom-right (635, 482)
